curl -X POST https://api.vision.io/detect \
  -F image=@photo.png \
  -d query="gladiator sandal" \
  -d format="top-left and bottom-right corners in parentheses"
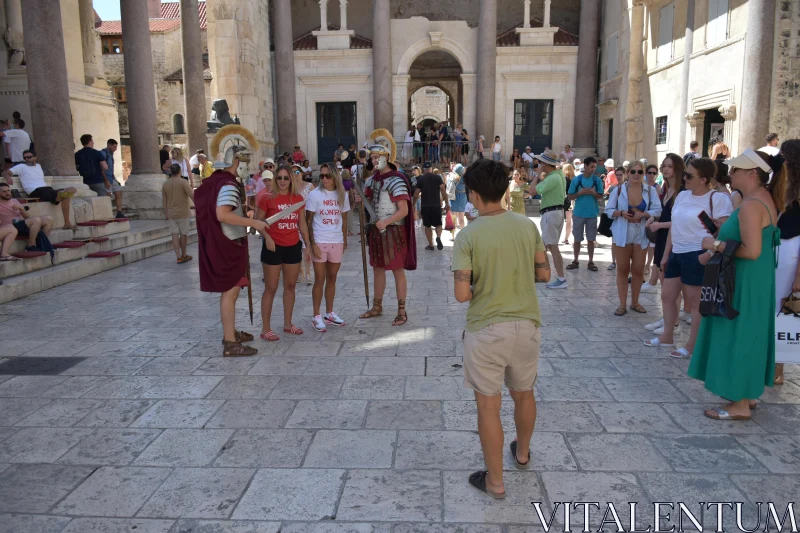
top-left (359, 298), bottom-right (383, 319)
top-left (392, 299), bottom-right (408, 327)
top-left (222, 339), bottom-right (258, 357)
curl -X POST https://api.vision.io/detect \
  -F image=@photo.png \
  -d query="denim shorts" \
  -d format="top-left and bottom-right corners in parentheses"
top-left (665, 250), bottom-right (706, 286)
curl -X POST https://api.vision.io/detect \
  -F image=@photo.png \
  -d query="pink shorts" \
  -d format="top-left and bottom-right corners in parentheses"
top-left (312, 243), bottom-right (344, 263)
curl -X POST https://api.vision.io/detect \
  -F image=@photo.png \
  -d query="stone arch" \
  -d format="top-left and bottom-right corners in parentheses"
top-left (396, 37), bottom-right (474, 76)
top-left (408, 83), bottom-right (455, 127)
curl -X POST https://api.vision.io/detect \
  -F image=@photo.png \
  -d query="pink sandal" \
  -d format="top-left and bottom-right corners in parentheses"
top-left (283, 325), bottom-right (304, 335)
top-left (260, 331), bottom-right (280, 342)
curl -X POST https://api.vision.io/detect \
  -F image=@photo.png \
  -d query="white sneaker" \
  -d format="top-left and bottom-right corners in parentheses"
top-left (644, 318), bottom-right (664, 331)
top-left (678, 311), bottom-right (687, 322)
top-left (324, 311), bottom-right (346, 327)
top-left (312, 315), bottom-right (327, 332)
top-left (640, 282), bottom-right (658, 293)
top-left (683, 314), bottom-right (692, 325)
top-left (607, 263), bottom-right (617, 271)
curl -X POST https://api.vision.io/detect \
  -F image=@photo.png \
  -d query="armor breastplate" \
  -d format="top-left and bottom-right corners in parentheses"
top-left (376, 190), bottom-right (403, 225)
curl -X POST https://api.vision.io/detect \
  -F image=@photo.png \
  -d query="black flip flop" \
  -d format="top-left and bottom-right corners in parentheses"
top-left (468, 471), bottom-right (506, 499)
top-left (436, 237), bottom-right (443, 250)
top-left (425, 245), bottom-right (435, 250)
top-left (510, 440), bottom-right (530, 470)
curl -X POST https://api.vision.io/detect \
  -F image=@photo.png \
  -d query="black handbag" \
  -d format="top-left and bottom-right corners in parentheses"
top-left (699, 240), bottom-right (741, 320)
top-left (598, 186), bottom-right (621, 238)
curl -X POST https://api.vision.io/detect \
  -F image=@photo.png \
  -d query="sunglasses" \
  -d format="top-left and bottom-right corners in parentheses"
top-left (321, 174), bottom-right (333, 180)
top-left (647, 171), bottom-right (658, 175)
top-left (629, 169), bottom-right (643, 175)
top-left (683, 172), bottom-right (694, 180)
top-left (265, 164), bottom-right (274, 169)
top-left (23, 155), bottom-right (33, 160)
top-left (293, 170), bottom-right (301, 174)
top-left (276, 176), bottom-right (290, 181)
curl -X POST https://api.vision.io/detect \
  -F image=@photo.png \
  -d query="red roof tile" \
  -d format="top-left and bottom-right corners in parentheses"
top-left (160, 1), bottom-right (207, 29)
top-left (293, 25), bottom-right (373, 51)
top-left (96, 1), bottom-right (206, 36)
top-left (497, 19), bottom-right (579, 47)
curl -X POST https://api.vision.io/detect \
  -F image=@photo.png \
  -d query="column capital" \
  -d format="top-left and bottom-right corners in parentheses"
top-left (685, 111), bottom-right (705, 126)
top-left (718, 104), bottom-right (737, 121)
top-left (460, 73), bottom-right (477, 84)
top-left (392, 75), bottom-right (410, 86)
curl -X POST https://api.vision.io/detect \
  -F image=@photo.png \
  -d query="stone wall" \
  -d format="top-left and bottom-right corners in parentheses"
top-left (770, 0), bottom-right (800, 140)
top-left (411, 86), bottom-right (448, 124)
top-left (208, 0), bottom-right (275, 159)
top-left (283, 0), bottom-right (582, 41)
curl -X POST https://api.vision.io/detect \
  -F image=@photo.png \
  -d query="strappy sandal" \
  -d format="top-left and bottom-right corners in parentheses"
top-left (509, 440), bottom-right (530, 470)
top-left (0, 255), bottom-right (20, 262)
top-left (566, 261), bottom-right (579, 270)
top-left (614, 307), bottom-right (627, 316)
top-left (392, 299), bottom-right (408, 327)
top-left (182, 255), bottom-right (193, 262)
top-left (222, 339), bottom-right (257, 357)
top-left (359, 298), bottom-right (383, 319)
top-left (587, 262), bottom-right (598, 272)
top-left (704, 407), bottom-right (751, 421)
top-left (235, 330), bottom-right (254, 343)
top-left (283, 325), bottom-right (304, 335)
top-left (468, 471), bottom-right (506, 500)
top-left (630, 304), bottom-right (647, 314)
top-left (774, 364), bottom-right (785, 385)
top-left (260, 331), bottom-right (280, 342)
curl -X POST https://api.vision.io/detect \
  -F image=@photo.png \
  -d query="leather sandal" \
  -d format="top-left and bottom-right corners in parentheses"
top-left (630, 304), bottom-right (647, 314)
top-left (392, 299), bottom-right (408, 326)
top-left (614, 307), bottom-right (627, 316)
top-left (566, 261), bottom-right (579, 270)
top-left (235, 330), bottom-right (254, 343)
top-left (222, 339), bottom-right (257, 357)
top-left (359, 298), bottom-right (383, 319)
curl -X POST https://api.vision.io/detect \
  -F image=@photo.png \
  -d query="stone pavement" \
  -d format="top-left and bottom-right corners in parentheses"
top-left (0, 218), bottom-right (798, 533)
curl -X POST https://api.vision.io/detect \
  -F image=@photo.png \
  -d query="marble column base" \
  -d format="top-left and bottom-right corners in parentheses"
top-left (571, 147), bottom-right (597, 160)
top-left (47, 176), bottom-right (95, 198)
top-left (124, 172), bottom-right (168, 219)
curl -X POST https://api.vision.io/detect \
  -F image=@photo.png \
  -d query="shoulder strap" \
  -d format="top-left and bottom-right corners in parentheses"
top-left (751, 197), bottom-right (774, 226)
top-left (709, 191), bottom-right (715, 219)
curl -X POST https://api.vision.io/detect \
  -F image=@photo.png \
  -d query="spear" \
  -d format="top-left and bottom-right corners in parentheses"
top-left (359, 202), bottom-right (370, 308)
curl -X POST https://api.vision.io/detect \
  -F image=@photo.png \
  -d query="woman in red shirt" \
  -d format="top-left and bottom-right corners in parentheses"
top-left (254, 165), bottom-right (310, 341)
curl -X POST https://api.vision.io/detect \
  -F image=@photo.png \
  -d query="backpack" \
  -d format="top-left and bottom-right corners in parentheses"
top-left (446, 175), bottom-right (457, 200)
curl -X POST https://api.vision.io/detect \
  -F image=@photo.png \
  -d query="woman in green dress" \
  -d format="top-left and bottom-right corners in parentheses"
top-left (689, 148), bottom-right (786, 421)
top-left (505, 169), bottom-right (531, 215)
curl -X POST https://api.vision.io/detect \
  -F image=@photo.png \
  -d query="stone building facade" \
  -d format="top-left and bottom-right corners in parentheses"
top-left (599, 0), bottom-right (800, 166)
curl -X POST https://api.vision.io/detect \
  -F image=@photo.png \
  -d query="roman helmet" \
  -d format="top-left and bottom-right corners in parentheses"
top-left (210, 124), bottom-right (259, 180)
top-left (368, 128), bottom-right (397, 171)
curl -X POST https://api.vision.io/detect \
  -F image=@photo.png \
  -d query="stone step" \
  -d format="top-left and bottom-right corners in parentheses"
top-left (0, 220), bottom-right (198, 304)
top-left (8, 219), bottom-right (131, 254)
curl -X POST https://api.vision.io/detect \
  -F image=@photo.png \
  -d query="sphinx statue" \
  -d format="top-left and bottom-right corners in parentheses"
top-left (207, 99), bottom-right (240, 132)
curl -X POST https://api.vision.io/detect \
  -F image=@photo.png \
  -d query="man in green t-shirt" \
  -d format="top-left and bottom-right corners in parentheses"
top-left (452, 159), bottom-right (551, 500)
top-left (531, 149), bottom-right (568, 289)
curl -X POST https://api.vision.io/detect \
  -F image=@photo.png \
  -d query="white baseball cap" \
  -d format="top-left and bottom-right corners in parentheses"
top-left (604, 158), bottom-right (615, 167)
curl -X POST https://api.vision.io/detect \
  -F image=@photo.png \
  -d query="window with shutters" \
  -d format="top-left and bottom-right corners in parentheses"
top-left (706, 0), bottom-right (729, 47)
top-left (657, 3), bottom-right (675, 66)
top-left (607, 33), bottom-right (618, 80)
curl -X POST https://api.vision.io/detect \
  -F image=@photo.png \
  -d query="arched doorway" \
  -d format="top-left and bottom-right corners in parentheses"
top-left (407, 51), bottom-right (462, 130)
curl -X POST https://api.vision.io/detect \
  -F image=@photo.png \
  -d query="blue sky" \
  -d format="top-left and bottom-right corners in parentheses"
top-left (93, 0), bottom-right (120, 21)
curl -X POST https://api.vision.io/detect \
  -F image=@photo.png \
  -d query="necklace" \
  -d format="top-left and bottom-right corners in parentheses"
top-left (482, 208), bottom-right (506, 217)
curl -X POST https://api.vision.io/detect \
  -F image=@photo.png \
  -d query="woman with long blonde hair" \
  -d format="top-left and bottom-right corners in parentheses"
top-left (305, 163), bottom-right (350, 331)
top-left (162, 146), bottom-right (193, 187)
top-left (291, 163), bottom-right (315, 283)
top-left (254, 165), bottom-right (310, 341)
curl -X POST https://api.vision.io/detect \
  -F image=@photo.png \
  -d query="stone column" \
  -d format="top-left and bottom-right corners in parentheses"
top-left (544, 0), bottom-right (552, 27)
top-left (392, 75), bottom-right (409, 141)
top-left (5, 0), bottom-right (25, 69)
top-left (476, 0), bottom-right (497, 142)
top-left (572, 0), bottom-right (600, 154)
top-left (523, 0), bottom-right (531, 28)
top-left (339, 0), bottom-right (348, 31)
top-left (739, 0), bottom-right (776, 149)
top-left (320, 0), bottom-right (328, 30)
top-left (677, 0), bottom-right (695, 153)
top-left (78, 0), bottom-right (102, 82)
top-left (20, 0), bottom-right (81, 184)
top-left (120, 0), bottom-right (167, 217)
top-left (685, 111), bottom-right (705, 147)
top-left (461, 73), bottom-right (478, 143)
top-left (372, 0), bottom-right (393, 130)
top-left (274, 0), bottom-right (298, 153)
top-left (180, 0), bottom-right (208, 157)
top-left (624, 2), bottom-right (645, 161)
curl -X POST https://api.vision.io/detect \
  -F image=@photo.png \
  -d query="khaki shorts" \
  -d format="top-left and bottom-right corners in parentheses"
top-left (168, 218), bottom-right (190, 235)
top-left (463, 320), bottom-right (541, 396)
top-left (540, 209), bottom-right (565, 246)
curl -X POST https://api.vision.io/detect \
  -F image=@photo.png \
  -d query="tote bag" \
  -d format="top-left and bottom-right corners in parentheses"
top-left (775, 298), bottom-right (800, 364)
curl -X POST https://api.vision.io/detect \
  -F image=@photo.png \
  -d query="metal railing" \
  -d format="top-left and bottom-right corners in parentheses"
top-left (393, 141), bottom-right (481, 168)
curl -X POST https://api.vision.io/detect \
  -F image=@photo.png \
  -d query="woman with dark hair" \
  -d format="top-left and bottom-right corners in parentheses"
top-left (646, 158), bottom-right (733, 358)
top-left (774, 139), bottom-right (800, 385)
top-left (689, 149), bottom-right (785, 420)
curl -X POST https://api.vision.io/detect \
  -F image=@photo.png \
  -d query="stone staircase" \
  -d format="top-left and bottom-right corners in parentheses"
top-left (0, 218), bottom-right (197, 304)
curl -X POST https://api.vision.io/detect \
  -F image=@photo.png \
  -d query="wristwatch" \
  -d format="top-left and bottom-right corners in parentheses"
top-left (713, 240), bottom-right (721, 252)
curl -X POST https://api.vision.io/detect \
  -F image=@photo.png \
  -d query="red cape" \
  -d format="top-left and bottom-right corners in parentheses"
top-left (372, 169), bottom-right (417, 271)
top-left (195, 170), bottom-right (249, 293)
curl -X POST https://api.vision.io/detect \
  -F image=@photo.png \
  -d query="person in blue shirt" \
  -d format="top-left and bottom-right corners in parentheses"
top-left (100, 139), bottom-right (126, 219)
top-left (565, 156), bottom-right (605, 271)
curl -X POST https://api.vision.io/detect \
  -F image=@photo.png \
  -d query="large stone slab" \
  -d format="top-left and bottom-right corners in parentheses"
top-left (304, 430), bottom-right (396, 468)
top-left (337, 469), bottom-right (442, 522)
top-left (0, 463), bottom-right (94, 512)
top-left (0, 427), bottom-right (91, 463)
top-left (54, 466), bottom-right (171, 516)
top-left (566, 433), bottom-right (671, 471)
top-left (130, 399), bottom-right (225, 428)
top-left (204, 400), bottom-right (295, 429)
top-left (57, 428), bottom-right (162, 465)
top-left (364, 400), bottom-right (443, 430)
top-left (214, 429), bottom-right (313, 468)
top-left (134, 429), bottom-right (234, 467)
top-left (284, 400), bottom-right (367, 429)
